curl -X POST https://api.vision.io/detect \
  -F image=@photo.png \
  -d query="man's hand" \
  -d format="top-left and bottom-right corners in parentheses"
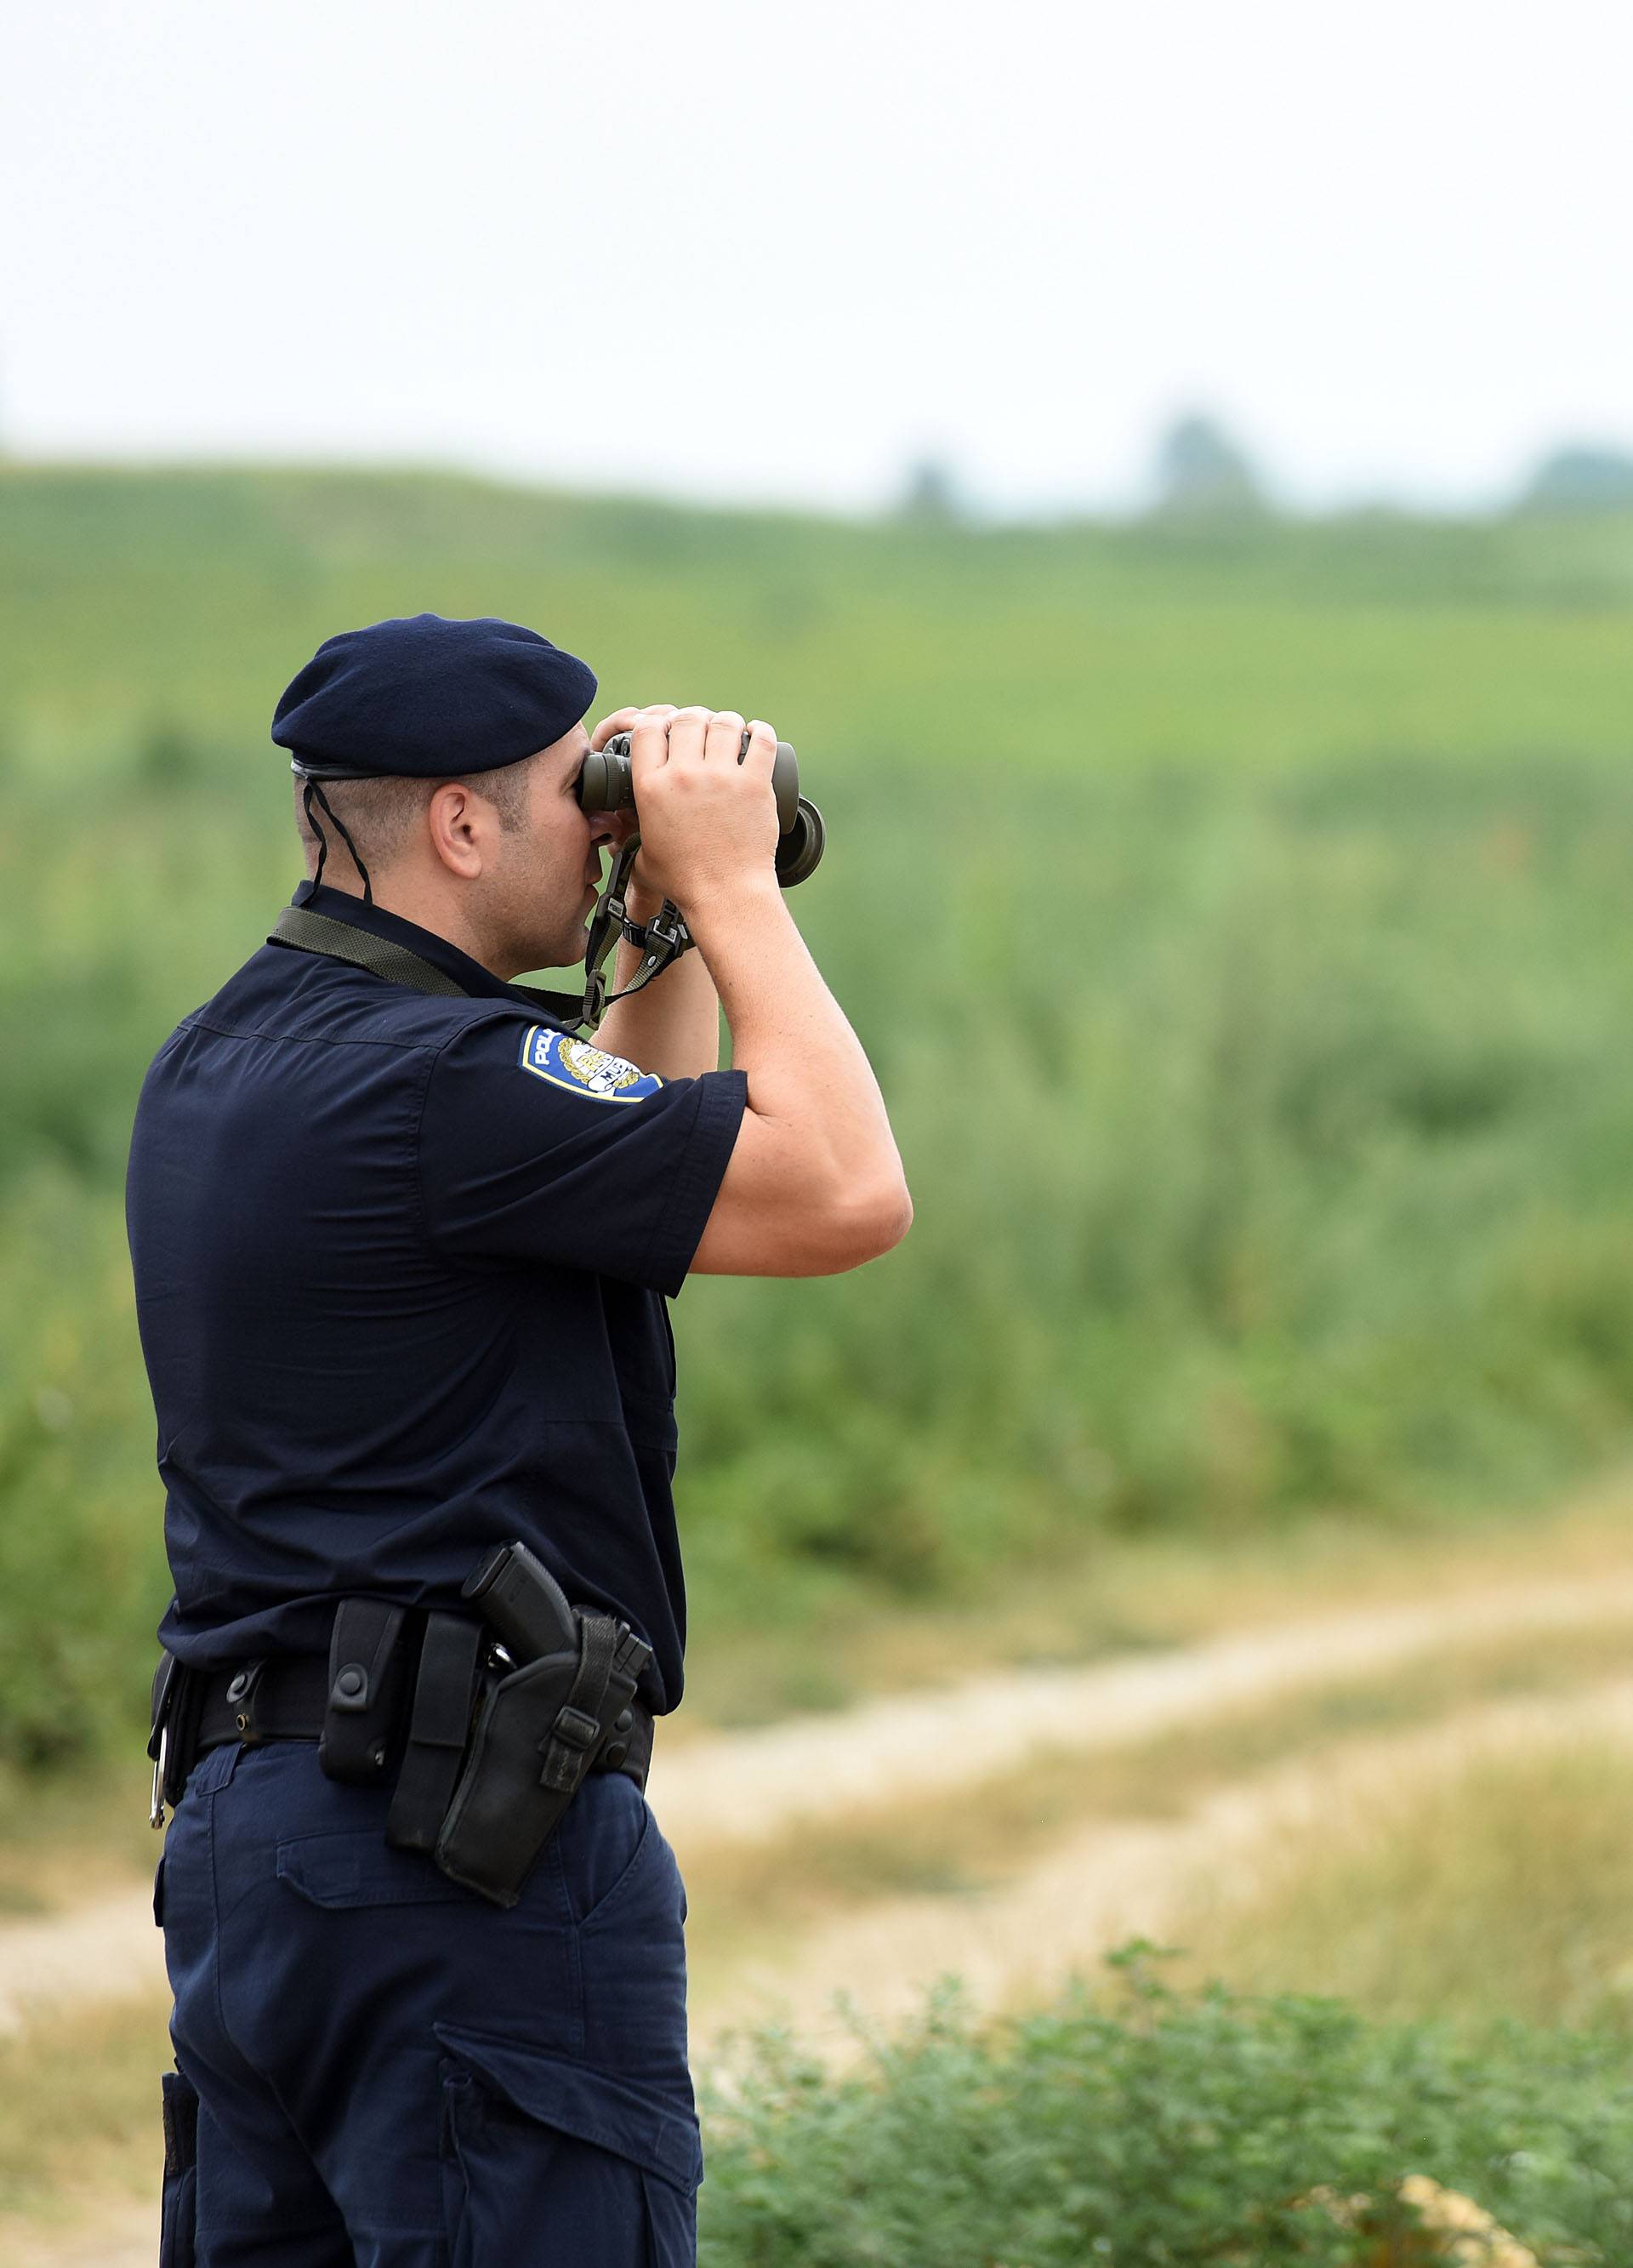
top-left (595, 702), bottom-right (913, 1277)
top-left (592, 704), bottom-right (781, 914)
top-left (589, 706), bottom-right (665, 914)
top-left (589, 704), bottom-right (753, 1084)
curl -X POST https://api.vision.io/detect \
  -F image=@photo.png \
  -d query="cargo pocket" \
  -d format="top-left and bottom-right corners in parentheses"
top-left (435, 2022), bottom-right (702, 2268)
top-left (159, 2067), bottom-right (199, 2268)
top-left (556, 1775), bottom-right (655, 1930)
top-left (277, 1829), bottom-right (481, 1909)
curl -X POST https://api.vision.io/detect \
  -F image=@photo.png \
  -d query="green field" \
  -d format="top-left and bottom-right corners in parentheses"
top-left (5, 464), bottom-right (1633, 1764)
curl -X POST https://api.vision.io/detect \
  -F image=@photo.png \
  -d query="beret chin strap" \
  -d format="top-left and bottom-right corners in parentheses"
top-left (302, 778), bottom-right (375, 909)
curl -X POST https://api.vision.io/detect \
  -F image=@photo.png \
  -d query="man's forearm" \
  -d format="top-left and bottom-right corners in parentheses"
top-left (594, 889), bottom-right (722, 1080)
top-left (686, 874), bottom-right (904, 1201)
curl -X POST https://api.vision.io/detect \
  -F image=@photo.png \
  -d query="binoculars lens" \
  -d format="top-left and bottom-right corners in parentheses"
top-left (578, 730), bottom-right (824, 887)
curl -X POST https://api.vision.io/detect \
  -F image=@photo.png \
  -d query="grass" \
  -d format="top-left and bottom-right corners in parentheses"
top-left (0, 1992), bottom-right (171, 2223)
top-left (679, 1467), bottom-right (1633, 1726)
top-left (10, 466), bottom-right (1633, 1765)
top-left (0, 1759), bottom-right (167, 1912)
top-left (1168, 1734), bottom-right (1633, 2037)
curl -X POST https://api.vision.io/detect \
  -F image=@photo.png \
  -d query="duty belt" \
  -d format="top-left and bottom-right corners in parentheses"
top-left (150, 1571), bottom-right (657, 1909)
top-left (187, 1651), bottom-right (654, 1788)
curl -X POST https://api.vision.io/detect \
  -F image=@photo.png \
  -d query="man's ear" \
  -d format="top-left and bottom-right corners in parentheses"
top-left (426, 783), bottom-right (485, 880)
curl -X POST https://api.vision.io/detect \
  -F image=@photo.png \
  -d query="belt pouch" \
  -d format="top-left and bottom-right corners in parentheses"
top-left (385, 1612), bottom-right (485, 1854)
top-left (319, 1601), bottom-right (408, 1786)
top-left (434, 1616), bottom-right (646, 1908)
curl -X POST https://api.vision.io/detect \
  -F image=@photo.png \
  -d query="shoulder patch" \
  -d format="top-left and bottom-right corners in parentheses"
top-left (517, 1025), bottom-right (664, 1103)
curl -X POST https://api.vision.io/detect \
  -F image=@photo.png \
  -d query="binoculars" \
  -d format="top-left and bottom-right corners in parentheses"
top-left (577, 730), bottom-right (826, 887)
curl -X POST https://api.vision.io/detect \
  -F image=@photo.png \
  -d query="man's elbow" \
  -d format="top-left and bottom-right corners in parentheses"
top-left (873, 1175), bottom-right (914, 1255)
top-left (822, 1171), bottom-right (913, 1272)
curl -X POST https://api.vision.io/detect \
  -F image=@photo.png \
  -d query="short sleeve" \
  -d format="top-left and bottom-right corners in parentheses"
top-left (417, 1017), bottom-right (748, 1296)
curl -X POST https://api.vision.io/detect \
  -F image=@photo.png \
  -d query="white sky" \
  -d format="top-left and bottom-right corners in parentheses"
top-left (3, 0), bottom-right (1630, 516)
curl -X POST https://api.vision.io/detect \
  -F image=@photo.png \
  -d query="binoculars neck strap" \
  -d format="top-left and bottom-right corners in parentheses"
top-left (268, 841), bottom-right (697, 1035)
top-left (269, 904), bottom-right (588, 1031)
top-left (578, 838), bottom-right (696, 1031)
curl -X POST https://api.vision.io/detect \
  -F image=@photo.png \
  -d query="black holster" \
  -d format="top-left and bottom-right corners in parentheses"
top-left (433, 1611), bottom-right (651, 1909)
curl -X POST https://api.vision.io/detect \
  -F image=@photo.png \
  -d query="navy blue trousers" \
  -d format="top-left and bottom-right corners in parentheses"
top-left (156, 1738), bottom-right (701, 2266)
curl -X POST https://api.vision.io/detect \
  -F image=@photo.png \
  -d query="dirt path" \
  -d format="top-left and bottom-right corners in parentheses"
top-left (4, 2217), bottom-right (157, 2268)
top-left (0, 1889), bottom-right (162, 2041)
top-left (652, 1567), bottom-right (1633, 1847)
top-left (5, 1566), bottom-right (1633, 2042)
top-left (691, 1674), bottom-right (1633, 2059)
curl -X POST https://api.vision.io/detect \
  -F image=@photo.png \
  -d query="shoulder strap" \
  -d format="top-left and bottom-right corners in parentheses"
top-left (269, 905), bottom-right (587, 1030)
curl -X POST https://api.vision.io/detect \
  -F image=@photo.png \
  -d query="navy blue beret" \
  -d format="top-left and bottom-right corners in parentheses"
top-left (271, 613), bottom-right (598, 780)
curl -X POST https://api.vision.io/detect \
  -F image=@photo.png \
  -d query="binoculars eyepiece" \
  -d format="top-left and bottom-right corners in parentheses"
top-left (578, 730), bottom-right (825, 888)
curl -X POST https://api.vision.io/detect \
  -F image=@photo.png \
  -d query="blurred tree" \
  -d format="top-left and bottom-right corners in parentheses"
top-left (1150, 413), bottom-right (1268, 518)
top-left (1521, 443), bottom-right (1633, 512)
top-left (896, 455), bottom-right (968, 524)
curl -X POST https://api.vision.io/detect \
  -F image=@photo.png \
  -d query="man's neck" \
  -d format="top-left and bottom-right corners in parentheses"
top-left (310, 872), bottom-right (504, 977)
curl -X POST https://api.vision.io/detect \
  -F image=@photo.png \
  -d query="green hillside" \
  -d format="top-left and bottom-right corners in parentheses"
top-left (4, 462), bottom-right (1633, 1763)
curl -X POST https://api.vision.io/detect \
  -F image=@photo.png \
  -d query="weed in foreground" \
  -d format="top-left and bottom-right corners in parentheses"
top-left (698, 1952), bottom-right (1633, 2265)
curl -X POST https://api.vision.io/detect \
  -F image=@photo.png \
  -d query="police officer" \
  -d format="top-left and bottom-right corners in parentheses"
top-left (126, 613), bottom-right (912, 2267)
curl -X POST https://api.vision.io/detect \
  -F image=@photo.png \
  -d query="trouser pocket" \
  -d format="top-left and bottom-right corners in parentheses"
top-left (160, 2067), bottom-right (200, 2268)
top-left (437, 2025), bottom-right (701, 2268)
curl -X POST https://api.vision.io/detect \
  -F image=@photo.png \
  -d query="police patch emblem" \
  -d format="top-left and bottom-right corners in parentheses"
top-left (517, 1025), bottom-right (664, 1103)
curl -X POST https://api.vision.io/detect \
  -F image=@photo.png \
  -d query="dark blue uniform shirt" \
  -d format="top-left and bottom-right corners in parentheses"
top-left (125, 880), bottom-right (747, 1715)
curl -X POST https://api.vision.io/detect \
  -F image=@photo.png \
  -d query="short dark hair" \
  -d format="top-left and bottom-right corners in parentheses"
top-left (293, 755), bottom-right (537, 875)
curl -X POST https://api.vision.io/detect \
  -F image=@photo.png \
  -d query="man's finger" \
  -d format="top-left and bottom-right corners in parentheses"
top-left (589, 706), bottom-right (643, 755)
top-left (595, 703), bottom-right (677, 746)
top-left (743, 721), bottom-right (778, 779)
top-left (628, 706), bottom-right (678, 779)
top-left (703, 711), bottom-right (747, 767)
top-left (664, 705), bottom-right (712, 768)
